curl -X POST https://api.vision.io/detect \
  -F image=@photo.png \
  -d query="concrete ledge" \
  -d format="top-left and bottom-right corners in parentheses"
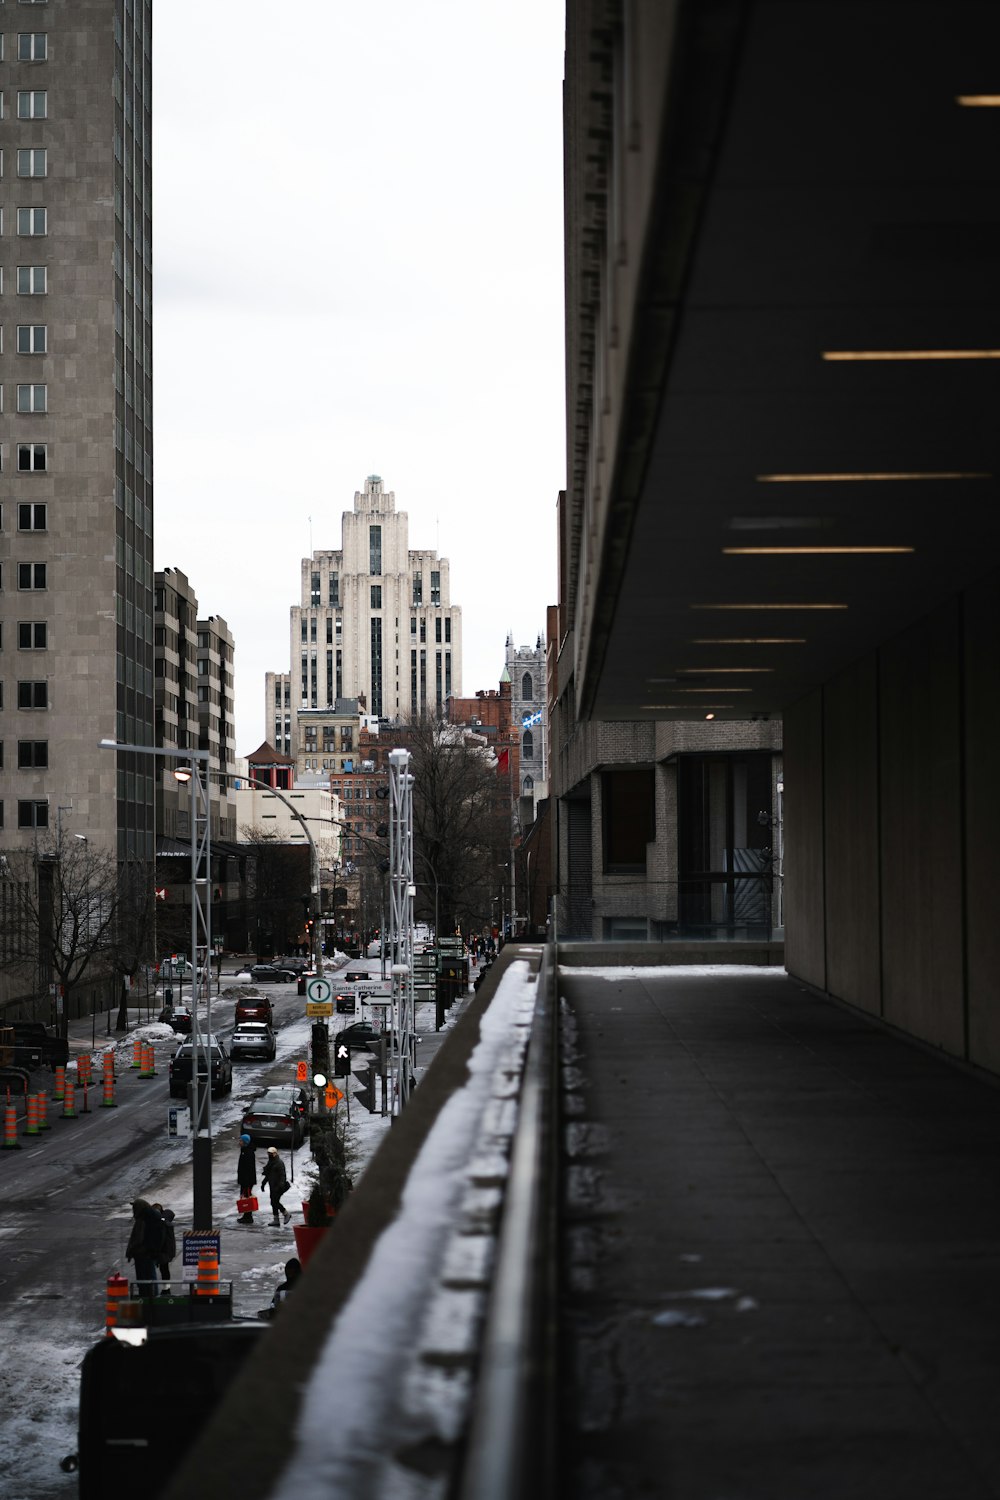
top-left (160, 943), bottom-right (534, 1500)
top-left (557, 940), bottom-right (785, 967)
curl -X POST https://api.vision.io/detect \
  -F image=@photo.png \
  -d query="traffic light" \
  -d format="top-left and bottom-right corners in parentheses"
top-left (353, 1061), bottom-right (376, 1113)
top-left (333, 1039), bottom-right (351, 1078)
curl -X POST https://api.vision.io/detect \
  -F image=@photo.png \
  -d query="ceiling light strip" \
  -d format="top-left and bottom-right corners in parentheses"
top-left (822, 349), bottom-right (1000, 361)
top-left (756, 471), bottom-right (989, 482)
top-left (723, 545), bottom-right (913, 556)
top-left (691, 603), bottom-right (848, 611)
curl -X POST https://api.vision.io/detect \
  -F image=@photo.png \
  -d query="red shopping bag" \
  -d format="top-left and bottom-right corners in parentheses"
top-left (237, 1195), bottom-right (259, 1213)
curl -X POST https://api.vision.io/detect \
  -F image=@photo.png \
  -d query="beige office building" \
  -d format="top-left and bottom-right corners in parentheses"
top-left (268, 475), bottom-right (463, 751)
top-left (0, 1), bottom-right (154, 859)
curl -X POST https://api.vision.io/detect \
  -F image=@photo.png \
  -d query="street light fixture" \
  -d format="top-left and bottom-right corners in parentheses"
top-left (99, 738), bottom-right (214, 1229)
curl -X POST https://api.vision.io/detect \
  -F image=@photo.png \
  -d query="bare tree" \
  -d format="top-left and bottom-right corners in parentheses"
top-left (405, 718), bottom-right (510, 936)
top-left (0, 839), bottom-right (155, 1035)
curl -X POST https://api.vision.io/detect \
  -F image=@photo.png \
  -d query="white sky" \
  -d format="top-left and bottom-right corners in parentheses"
top-left (152, 2), bottom-right (567, 757)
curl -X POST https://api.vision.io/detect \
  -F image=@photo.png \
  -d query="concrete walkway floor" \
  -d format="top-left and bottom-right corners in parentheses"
top-left (557, 964), bottom-right (1000, 1500)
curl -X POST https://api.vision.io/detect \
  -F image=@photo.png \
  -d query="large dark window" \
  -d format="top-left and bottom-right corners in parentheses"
top-left (602, 768), bottom-right (655, 873)
top-left (677, 752), bottom-right (774, 936)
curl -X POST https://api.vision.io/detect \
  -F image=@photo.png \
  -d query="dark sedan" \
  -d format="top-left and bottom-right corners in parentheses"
top-left (250, 960), bottom-right (304, 983)
top-left (241, 1089), bottom-right (308, 1148)
top-left (334, 1019), bottom-right (389, 1054)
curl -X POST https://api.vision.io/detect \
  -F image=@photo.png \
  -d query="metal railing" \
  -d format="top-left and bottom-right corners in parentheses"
top-left (458, 940), bottom-right (560, 1500)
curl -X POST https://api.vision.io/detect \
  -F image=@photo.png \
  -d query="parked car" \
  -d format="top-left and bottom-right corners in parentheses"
top-left (168, 1036), bottom-right (233, 1098)
top-left (240, 1089), bottom-right (308, 1148)
top-left (9, 1021), bottom-right (69, 1069)
top-left (250, 960), bottom-right (303, 983)
top-left (169, 1008), bottom-right (193, 1035)
top-left (230, 1022), bottom-right (276, 1062)
top-left (234, 994), bottom-right (274, 1025)
top-left (334, 1019), bottom-right (388, 1054)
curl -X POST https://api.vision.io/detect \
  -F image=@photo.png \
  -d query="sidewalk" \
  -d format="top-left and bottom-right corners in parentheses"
top-left (558, 962), bottom-right (1000, 1500)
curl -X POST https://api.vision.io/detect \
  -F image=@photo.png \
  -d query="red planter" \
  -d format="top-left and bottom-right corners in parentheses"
top-left (293, 1223), bottom-right (329, 1268)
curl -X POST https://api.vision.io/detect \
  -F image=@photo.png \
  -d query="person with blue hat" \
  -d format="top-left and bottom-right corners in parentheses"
top-left (237, 1132), bottom-right (257, 1224)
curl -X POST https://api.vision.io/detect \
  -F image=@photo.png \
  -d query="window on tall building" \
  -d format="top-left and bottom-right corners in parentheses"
top-left (16, 264), bottom-right (46, 293)
top-left (435, 619), bottom-right (441, 643)
top-left (371, 585), bottom-right (382, 609)
top-left (16, 207), bottom-right (47, 236)
top-left (16, 384), bottom-right (46, 412)
top-left (419, 620), bottom-right (426, 643)
top-left (445, 618), bottom-right (451, 643)
top-left (300, 620), bottom-right (307, 643)
top-left (523, 730), bottom-right (534, 761)
top-left (369, 525), bottom-right (381, 576)
top-left (16, 147), bottom-right (46, 177)
top-left (17, 739), bottom-right (47, 768)
top-left (18, 33), bottom-right (48, 60)
top-left (430, 570), bottom-right (440, 605)
top-left (17, 442), bottom-right (46, 471)
top-left (329, 573), bottom-right (339, 607)
top-left (310, 572), bottom-right (320, 606)
top-left (325, 618), bottom-right (332, 644)
top-left (17, 621), bottom-right (46, 649)
top-left (17, 503), bottom-right (45, 531)
top-left (17, 679), bottom-right (48, 708)
top-left (17, 799), bottom-right (48, 829)
top-left (16, 89), bottom-right (47, 118)
top-left (17, 561), bottom-right (46, 589)
top-left (16, 324), bottom-right (46, 353)
top-left (522, 672), bottom-right (533, 700)
top-left (412, 574), bottom-right (422, 605)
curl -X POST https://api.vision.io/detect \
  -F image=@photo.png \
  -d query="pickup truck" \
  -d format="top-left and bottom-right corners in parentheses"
top-left (168, 1036), bottom-right (233, 1098)
top-left (9, 1021), bottom-right (69, 1069)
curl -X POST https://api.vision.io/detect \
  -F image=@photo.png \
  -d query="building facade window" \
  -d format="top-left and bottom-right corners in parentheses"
top-left (16, 89), bottom-right (47, 118)
top-left (16, 147), bottom-right (46, 177)
top-left (17, 442), bottom-right (46, 471)
top-left (16, 264), bottom-right (46, 293)
top-left (522, 672), bottom-right (533, 700)
top-left (412, 573), bottom-right (422, 605)
top-left (370, 585), bottom-right (382, 609)
top-left (17, 620), bottom-right (46, 649)
top-left (17, 33), bottom-right (48, 60)
top-left (16, 207), bottom-right (47, 236)
top-left (17, 679), bottom-right (48, 708)
top-left (523, 730), bottom-right (534, 760)
top-left (16, 323), bottom-right (46, 352)
top-left (16, 383), bottom-right (46, 411)
top-left (369, 524), bottom-right (382, 576)
top-left (17, 739), bottom-right (47, 767)
top-left (17, 561), bottom-right (46, 589)
top-left (17, 799), bottom-right (48, 829)
top-left (17, 502), bottom-right (46, 530)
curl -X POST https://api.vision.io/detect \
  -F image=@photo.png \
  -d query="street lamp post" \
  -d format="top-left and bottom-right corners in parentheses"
top-left (99, 738), bottom-right (214, 1229)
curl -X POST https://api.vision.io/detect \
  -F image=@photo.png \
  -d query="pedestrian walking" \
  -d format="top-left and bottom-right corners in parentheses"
top-left (237, 1133), bottom-right (257, 1224)
top-left (261, 1146), bottom-right (292, 1226)
top-left (125, 1198), bottom-right (164, 1296)
top-left (150, 1203), bottom-right (177, 1292)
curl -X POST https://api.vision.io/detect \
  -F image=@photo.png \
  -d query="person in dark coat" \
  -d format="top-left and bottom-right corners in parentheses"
top-left (269, 1257), bottom-right (302, 1314)
top-left (237, 1134), bottom-right (257, 1224)
top-left (261, 1146), bottom-right (292, 1226)
top-left (150, 1203), bottom-right (177, 1291)
top-left (125, 1198), bottom-right (163, 1295)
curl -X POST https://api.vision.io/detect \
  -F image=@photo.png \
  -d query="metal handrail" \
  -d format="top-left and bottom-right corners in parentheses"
top-left (457, 941), bottom-right (560, 1500)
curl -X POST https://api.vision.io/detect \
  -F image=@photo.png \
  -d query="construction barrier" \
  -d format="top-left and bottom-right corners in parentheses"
top-left (77, 1053), bottom-right (93, 1086)
top-left (131, 1037), bottom-right (142, 1070)
top-left (25, 1094), bottom-right (40, 1137)
top-left (138, 1042), bottom-right (155, 1079)
top-left (62, 1076), bottom-right (77, 1120)
top-left (81, 1079), bottom-right (91, 1114)
top-left (102, 1048), bottom-right (116, 1079)
top-left (36, 1091), bottom-right (50, 1131)
top-left (2, 1104), bottom-right (20, 1151)
top-left (105, 1273), bottom-right (130, 1337)
top-left (194, 1246), bottom-right (220, 1298)
top-left (52, 1065), bottom-right (65, 1101)
top-left (100, 1068), bottom-right (116, 1108)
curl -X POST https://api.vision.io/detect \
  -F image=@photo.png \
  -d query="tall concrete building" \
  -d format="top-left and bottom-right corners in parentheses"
top-left (0, 0), bottom-right (154, 859)
top-left (154, 569), bottom-right (236, 843)
top-left (267, 475), bottom-right (463, 747)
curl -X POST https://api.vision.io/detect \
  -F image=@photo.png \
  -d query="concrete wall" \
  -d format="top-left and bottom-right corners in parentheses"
top-left (784, 572), bottom-right (1000, 1074)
